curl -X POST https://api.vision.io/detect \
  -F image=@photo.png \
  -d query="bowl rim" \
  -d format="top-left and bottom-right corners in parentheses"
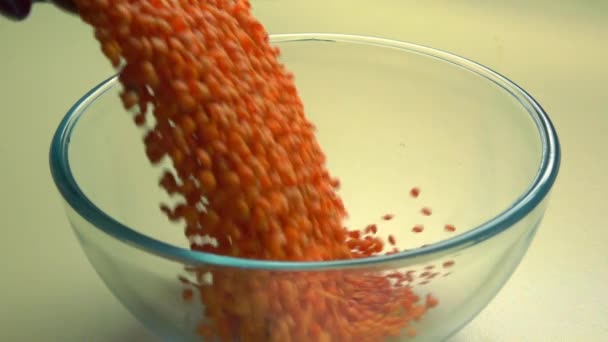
top-left (49, 33), bottom-right (560, 270)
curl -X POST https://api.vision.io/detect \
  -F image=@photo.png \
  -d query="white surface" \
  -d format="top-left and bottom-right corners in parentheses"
top-left (1, 2), bottom-right (606, 341)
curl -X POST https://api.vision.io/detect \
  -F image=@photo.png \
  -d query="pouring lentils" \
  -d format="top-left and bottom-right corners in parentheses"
top-left (73, 0), bottom-right (456, 340)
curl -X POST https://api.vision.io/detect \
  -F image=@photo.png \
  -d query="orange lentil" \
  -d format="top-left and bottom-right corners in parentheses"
top-left (444, 224), bottom-right (457, 232)
top-left (381, 214), bottom-right (394, 221)
top-left (348, 230), bottom-right (361, 239)
top-left (197, 170), bottom-right (217, 194)
top-left (73, 0), bottom-right (441, 340)
top-left (443, 260), bottom-right (456, 268)
top-left (412, 225), bottom-right (425, 233)
top-left (388, 235), bottom-right (396, 246)
top-left (365, 224), bottom-right (378, 234)
top-left (409, 187), bottom-right (420, 198)
top-left (425, 294), bottom-right (439, 308)
top-left (421, 207), bottom-right (432, 216)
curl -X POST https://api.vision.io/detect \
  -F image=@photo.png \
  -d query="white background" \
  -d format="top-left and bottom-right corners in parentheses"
top-left (0, 1), bottom-right (606, 341)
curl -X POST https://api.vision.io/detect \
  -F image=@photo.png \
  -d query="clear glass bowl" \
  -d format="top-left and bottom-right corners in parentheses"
top-left (50, 34), bottom-right (560, 341)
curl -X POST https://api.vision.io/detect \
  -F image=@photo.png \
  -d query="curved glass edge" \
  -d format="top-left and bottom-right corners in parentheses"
top-left (49, 34), bottom-right (561, 271)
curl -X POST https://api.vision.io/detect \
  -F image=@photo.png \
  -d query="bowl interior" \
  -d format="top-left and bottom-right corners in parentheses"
top-left (66, 34), bottom-right (543, 254)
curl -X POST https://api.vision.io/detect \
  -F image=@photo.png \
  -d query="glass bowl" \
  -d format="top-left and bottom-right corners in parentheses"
top-left (50, 34), bottom-right (560, 341)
